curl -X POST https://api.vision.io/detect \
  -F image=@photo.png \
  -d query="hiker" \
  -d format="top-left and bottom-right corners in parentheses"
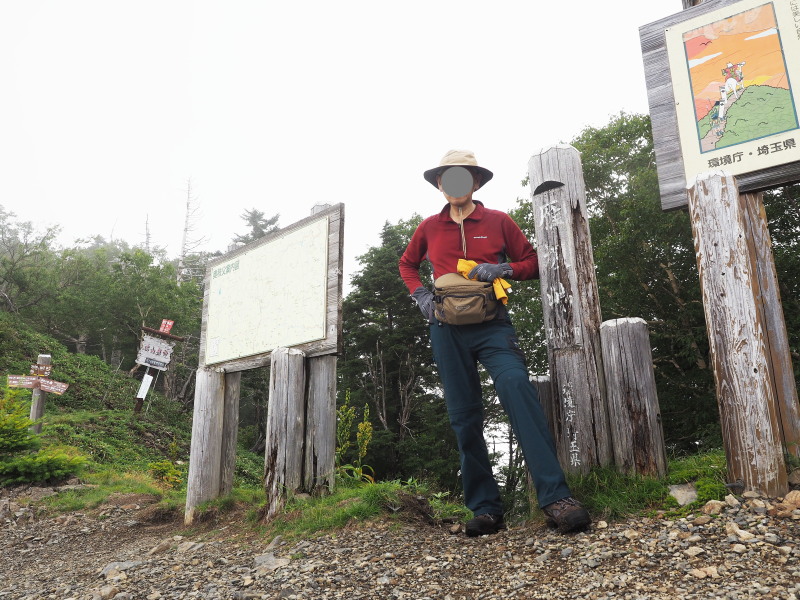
top-left (398, 149), bottom-right (591, 536)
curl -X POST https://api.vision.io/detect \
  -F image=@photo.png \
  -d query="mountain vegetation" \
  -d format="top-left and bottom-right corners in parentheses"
top-left (1, 113), bottom-right (798, 519)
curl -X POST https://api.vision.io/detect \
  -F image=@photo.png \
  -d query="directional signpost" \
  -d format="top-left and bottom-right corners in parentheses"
top-left (6, 354), bottom-right (70, 434)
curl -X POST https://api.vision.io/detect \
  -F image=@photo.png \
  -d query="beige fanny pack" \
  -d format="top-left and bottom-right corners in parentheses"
top-left (433, 273), bottom-right (498, 325)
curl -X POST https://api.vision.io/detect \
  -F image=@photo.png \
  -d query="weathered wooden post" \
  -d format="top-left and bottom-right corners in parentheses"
top-left (184, 204), bottom-right (344, 525)
top-left (185, 367), bottom-right (226, 524)
top-left (219, 371), bottom-right (241, 497)
top-left (29, 354), bottom-right (51, 434)
top-left (264, 347), bottom-right (306, 520)
top-left (528, 145), bottom-right (612, 473)
top-left (304, 355), bottom-right (337, 493)
top-left (600, 318), bottom-right (667, 477)
top-left (688, 172), bottom-right (794, 496)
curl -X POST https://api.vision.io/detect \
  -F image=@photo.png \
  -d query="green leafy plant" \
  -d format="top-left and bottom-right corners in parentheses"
top-left (148, 460), bottom-right (183, 488)
top-left (336, 399), bottom-right (375, 483)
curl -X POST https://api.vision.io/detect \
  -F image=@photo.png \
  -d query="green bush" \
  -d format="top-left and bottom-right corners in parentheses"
top-left (0, 388), bottom-right (41, 453)
top-left (148, 460), bottom-right (183, 488)
top-left (0, 445), bottom-right (86, 485)
top-left (0, 386), bottom-right (87, 485)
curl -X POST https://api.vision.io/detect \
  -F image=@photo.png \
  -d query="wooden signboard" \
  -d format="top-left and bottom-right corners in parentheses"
top-left (641, 0), bottom-right (800, 210)
top-left (198, 203), bottom-right (344, 372)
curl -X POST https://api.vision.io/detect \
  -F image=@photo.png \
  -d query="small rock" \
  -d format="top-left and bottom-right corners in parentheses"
top-left (623, 529), bottom-right (640, 540)
top-left (147, 539), bottom-right (173, 556)
top-left (784, 490), bottom-right (800, 508)
top-left (669, 483), bottom-right (698, 506)
top-left (685, 546), bottom-right (705, 557)
top-left (689, 568), bottom-right (707, 579)
top-left (596, 521), bottom-right (608, 529)
top-left (98, 585), bottom-right (119, 600)
top-left (731, 544), bottom-right (747, 554)
top-left (561, 547), bottom-right (574, 558)
top-left (725, 522), bottom-right (755, 541)
top-left (692, 515), bottom-right (712, 526)
top-left (724, 494), bottom-right (740, 507)
top-left (703, 500), bottom-right (726, 515)
top-left (742, 490), bottom-right (762, 499)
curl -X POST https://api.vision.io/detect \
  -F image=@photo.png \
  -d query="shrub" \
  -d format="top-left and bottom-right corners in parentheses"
top-left (0, 388), bottom-right (41, 453)
top-left (148, 460), bottom-right (183, 488)
top-left (0, 445), bottom-right (86, 485)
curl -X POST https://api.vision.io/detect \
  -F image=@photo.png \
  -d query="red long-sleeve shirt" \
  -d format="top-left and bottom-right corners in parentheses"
top-left (399, 201), bottom-right (539, 293)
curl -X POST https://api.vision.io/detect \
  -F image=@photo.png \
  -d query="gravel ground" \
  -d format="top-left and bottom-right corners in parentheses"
top-left (2, 484), bottom-right (800, 600)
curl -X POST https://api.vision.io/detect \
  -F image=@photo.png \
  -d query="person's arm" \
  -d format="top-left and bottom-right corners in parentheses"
top-left (502, 214), bottom-right (539, 280)
top-left (398, 221), bottom-right (428, 293)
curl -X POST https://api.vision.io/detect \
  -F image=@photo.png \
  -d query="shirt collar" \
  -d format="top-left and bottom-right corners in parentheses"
top-left (436, 200), bottom-right (485, 222)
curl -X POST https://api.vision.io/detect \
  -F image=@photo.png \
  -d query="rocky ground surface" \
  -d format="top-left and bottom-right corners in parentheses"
top-left (2, 483), bottom-right (800, 600)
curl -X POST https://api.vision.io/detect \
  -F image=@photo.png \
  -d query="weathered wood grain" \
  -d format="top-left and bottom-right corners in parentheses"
top-left (219, 371), bottom-right (242, 497)
top-left (688, 172), bottom-right (788, 496)
top-left (29, 354), bottom-right (51, 435)
top-left (600, 318), bottom-right (667, 477)
top-left (528, 145), bottom-right (612, 474)
top-left (741, 191), bottom-right (800, 459)
top-left (263, 347), bottom-right (306, 521)
top-left (185, 368), bottom-right (226, 524)
top-left (304, 355), bottom-right (337, 494)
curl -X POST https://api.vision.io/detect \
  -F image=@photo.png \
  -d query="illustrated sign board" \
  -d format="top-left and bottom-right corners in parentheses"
top-left (641, 0), bottom-right (800, 210)
top-left (199, 203), bottom-right (344, 371)
top-left (135, 334), bottom-right (175, 371)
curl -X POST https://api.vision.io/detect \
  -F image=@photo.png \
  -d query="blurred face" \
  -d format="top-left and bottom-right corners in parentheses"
top-left (437, 167), bottom-right (481, 207)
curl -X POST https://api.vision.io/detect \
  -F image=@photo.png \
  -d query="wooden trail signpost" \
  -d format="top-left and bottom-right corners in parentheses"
top-left (7, 354), bottom-right (70, 434)
top-left (641, 0), bottom-right (800, 495)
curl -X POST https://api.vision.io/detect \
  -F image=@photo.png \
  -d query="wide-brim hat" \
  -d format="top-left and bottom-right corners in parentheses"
top-left (423, 149), bottom-right (494, 190)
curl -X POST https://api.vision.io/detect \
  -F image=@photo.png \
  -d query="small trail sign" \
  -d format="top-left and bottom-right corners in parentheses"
top-left (29, 364), bottom-right (52, 377)
top-left (7, 365), bottom-right (69, 396)
top-left (135, 334), bottom-right (175, 371)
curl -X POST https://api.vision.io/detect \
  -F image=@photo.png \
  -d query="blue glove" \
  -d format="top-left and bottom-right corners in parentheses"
top-left (411, 287), bottom-right (434, 322)
top-left (468, 263), bottom-right (513, 282)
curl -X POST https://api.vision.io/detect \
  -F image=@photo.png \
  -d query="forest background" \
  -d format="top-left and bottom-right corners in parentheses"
top-left (2, 113), bottom-right (799, 508)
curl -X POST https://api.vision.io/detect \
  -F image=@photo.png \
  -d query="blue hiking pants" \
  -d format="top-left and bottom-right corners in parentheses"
top-left (429, 318), bottom-right (571, 515)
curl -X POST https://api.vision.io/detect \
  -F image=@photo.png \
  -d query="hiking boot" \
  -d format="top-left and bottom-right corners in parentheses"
top-left (465, 513), bottom-right (506, 537)
top-left (542, 497), bottom-right (591, 532)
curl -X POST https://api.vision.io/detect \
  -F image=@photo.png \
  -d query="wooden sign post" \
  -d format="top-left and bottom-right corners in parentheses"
top-left (184, 204), bottom-right (344, 525)
top-left (528, 145), bottom-right (612, 474)
top-left (641, 0), bottom-right (800, 496)
top-left (688, 172), bottom-right (798, 496)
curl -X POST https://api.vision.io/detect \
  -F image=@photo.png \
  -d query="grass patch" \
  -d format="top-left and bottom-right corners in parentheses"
top-left (39, 469), bottom-right (181, 513)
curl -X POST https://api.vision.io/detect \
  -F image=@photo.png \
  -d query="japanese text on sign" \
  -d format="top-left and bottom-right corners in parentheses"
top-left (707, 137), bottom-right (796, 169)
top-left (135, 334), bottom-right (176, 371)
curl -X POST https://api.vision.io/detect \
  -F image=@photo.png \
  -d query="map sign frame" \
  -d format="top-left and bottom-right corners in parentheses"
top-left (641, 0), bottom-right (800, 210)
top-left (198, 203), bottom-right (344, 371)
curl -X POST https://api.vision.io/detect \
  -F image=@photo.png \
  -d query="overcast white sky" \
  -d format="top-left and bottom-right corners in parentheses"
top-left (0, 1), bottom-right (682, 289)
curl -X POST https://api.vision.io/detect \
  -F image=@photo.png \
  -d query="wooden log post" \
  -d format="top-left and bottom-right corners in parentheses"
top-left (219, 371), bottom-right (242, 497)
top-left (29, 354), bottom-right (51, 434)
top-left (264, 347), bottom-right (306, 520)
top-left (531, 375), bottom-right (556, 442)
top-left (185, 367), bottom-right (226, 524)
top-left (742, 191), bottom-right (800, 461)
top-left (688, 171), bottom-right (792, 497)
top-left (600, 318), bottom-right (667, 477)
top-left (304, 355), bottom-right (337, 494)
top-left (528, 145), bottom-right (612, 474)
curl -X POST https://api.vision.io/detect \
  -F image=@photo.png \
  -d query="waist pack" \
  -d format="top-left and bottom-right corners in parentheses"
top-left (433, 273), bottom-right (498, 325)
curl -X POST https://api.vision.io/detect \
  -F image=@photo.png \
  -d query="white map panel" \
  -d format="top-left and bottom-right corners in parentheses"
top-left (204, 217), bottom-right (329, 365)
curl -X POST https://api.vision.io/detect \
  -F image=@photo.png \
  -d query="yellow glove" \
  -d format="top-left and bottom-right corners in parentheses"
top-left (457, 259), bottom-right (512, 305)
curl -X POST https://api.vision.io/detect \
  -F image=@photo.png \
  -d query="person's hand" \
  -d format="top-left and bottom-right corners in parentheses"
top-left (468, 263), bottom-right (513, 282)
top-left (411, 287), bottom-right (434, 322)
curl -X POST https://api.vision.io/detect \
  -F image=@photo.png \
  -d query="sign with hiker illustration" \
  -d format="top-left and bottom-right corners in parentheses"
top-left (642, 0), bottom-right (800, 210)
